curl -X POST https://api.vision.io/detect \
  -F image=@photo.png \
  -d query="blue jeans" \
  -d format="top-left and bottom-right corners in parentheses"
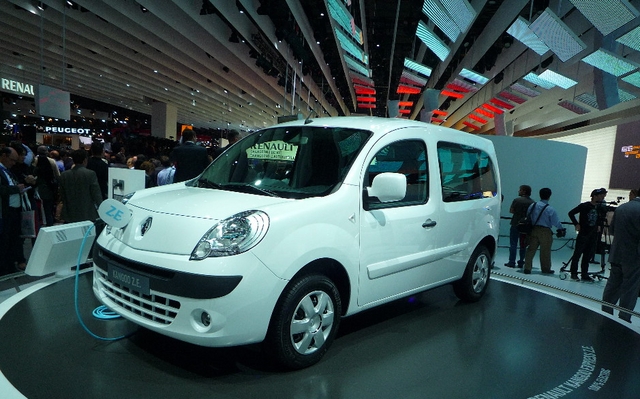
top-left (508, 225), bottom-right (527, 265)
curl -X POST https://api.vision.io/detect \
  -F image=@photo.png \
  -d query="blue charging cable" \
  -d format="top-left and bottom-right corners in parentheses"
top-left (74, 222), bottom-right (136, 341)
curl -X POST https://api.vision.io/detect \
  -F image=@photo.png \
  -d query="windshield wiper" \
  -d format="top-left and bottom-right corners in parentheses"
top-left (227, 184), bottom-right (279, 197)
top-left (198, 179), bottom-right (223, 189)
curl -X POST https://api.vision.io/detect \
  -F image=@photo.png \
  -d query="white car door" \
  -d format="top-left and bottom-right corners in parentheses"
top-left (357, 133), bottom-right (455, 307)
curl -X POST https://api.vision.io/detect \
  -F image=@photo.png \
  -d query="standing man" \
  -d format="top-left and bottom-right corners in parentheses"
top-left (58, 149), bottom-right (103, 223)
top-left (0, 147), bottom-right (25, 275)
top-left (505, 184), bottom-right (535, 268)
top-left (170, 129), bottom-right (210, 183)
top-left (213, 129), bottom-right (241, 159)
top-left (601, 188), bottom-right (640, 322)
top-left (523, 187), bottom-right (566, 275)
top-left (567, 188), bottom-right (608, 281)
top-left (86, 141), bottom-right (109, 200)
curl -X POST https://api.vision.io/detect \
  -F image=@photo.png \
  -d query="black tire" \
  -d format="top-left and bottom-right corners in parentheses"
top-left (452, 245), bottom-right (491, 302)
top-left (264, 274), bottom-right (341, 370)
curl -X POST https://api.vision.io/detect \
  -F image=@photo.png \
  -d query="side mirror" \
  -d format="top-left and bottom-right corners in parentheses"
top-left (366, 172), bottom-right (406, 203)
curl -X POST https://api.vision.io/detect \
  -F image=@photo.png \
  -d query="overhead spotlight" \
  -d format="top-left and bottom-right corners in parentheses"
top-left (229, 32), bottom-right (240, 43)
top-left (37, 2), bottom-right (47, 11)
top-left (140, 6), bottom-right (148, 13)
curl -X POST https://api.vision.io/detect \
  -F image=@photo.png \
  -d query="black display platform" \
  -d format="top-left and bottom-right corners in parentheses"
top-left (1, 273), bottom-right (639, 399)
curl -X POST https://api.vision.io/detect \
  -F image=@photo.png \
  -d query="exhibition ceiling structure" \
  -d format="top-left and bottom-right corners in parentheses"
top-left (2, 0), bottom-right (640, 135)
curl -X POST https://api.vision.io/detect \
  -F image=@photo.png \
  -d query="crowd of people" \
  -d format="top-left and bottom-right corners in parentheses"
top-left (506, 184), bottom-right (640, 322)
top-left (0, 129), bottom-right (240, 277)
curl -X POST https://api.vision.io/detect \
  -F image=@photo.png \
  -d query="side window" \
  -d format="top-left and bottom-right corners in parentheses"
top-left (365, 140), bottom-right (428, 209)
top-left (437, 142), bottom-right (497, 202)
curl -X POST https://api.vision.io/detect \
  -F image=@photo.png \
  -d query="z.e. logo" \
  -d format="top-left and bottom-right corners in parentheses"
top-left (105, 205), bottom-right (125, 222)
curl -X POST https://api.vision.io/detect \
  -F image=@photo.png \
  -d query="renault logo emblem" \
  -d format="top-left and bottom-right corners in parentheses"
top-left (141, 217), bottom-right (152, 236)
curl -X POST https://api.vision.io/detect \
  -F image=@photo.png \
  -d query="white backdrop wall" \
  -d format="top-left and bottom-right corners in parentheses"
top-left (486, 136), bottom-right (587, 239)
top-left (549, 126), bottom-right (631, 204)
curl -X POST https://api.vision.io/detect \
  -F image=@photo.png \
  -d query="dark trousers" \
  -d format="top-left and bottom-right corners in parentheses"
top-left (0, 207), bottom-right (22, 275)
top-left (508, 225), bottom-right (527, 265)
top-left (570, 231), bottom-right (597, 277)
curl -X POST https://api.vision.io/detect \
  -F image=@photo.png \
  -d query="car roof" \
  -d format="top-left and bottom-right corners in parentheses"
top-left (271, 116), bottom-right (494, 148)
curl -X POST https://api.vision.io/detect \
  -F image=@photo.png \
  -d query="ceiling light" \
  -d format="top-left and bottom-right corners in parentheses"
top-left (558, 100), bottom-right (590, 114)
top-left (469, 114), bottom-right (487, 124)
top-left (416, 21), bottom-right (450, 62)
top-left (529, 8), bottom-right (586, 62)
top-left (582, 48), bottom-right (640, 77)
top-left (618, 88), bottom-right (636, 102)
top-left (358, 103), bottom-right (376, 109)
top-left (463, 121), bottom-right (480, 130)
top-left (422, 1), bottom-right (461, 42)
top-left (498, 91), bottom-right (527, 104)
top-left (506, 17), bottom-right (549, 56)
top-left (510, 83), bottom-right (541, 97)
top-left (397, 85), bottom-right (422, 94)
top-left (439, 0), bottom-right (476, 32)
top-left (356, 96), bottom-right (376, 102)
top-left (538, 70), bottom-right (578, 89)
top-left (459, 68), bottom-right (488, 85)
top-left (335, 28), bottom-right (366, 63)
top-left (355, 85), bottom-right (376, 95)
top-left (404, 58), bottom-right (432, 77)
top-left (568, 0), bottom-right (638, 36)
top-left (475, 108), bottom-right (494, 118)
top-left (344, 55), bottom-right (370, 77)
top-left (398, 101), bottom-right (414, 107)
top-left (575, 92), bottom-right (602, 109)
top-left (441, 90), bottom-right (464, 99)
top-left (401, 70), bottom-right (428, 87)
top-left (617, 26), bottom-right (640, 51)
top-left (523, 72), bottom-right (556, 89)
top-left (621, 71), bottom-right (640, 87)
top-left (482, 103), bottom-right (504, 114)
top-left (489, 98), bottom-right (514, 110)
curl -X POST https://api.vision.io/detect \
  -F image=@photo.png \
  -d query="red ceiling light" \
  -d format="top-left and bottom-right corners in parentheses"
top-left (355, 84), bottom-right (376, 95)
top-left (397, 85), bottom-right (421, 94)
top-left (398, 109), bottom-right (411, 114)
top-left (475, 108), bottom-right (494, 118)
top-left (357, 103), bottom-right (376, 109)
top-left (446, 83), bottom-right (471, 93)
top-left (357, 96), bottom-right (376, 102)
top-left (441, 90), bottom-right (464, 99)
top-left (431, 118), bottom-right (445, 123)
top-left (432, 109), bottom-right (448, 116)
top-left (489, 97), bottom-right (514, 110)
top-left (469, 114), bottom-right (487, 124)
top-left (463, 121), bottom-right (480, 130)
top-left (482, 103), bottom-right (504, 114)
top-left (398, 101), bottom-right (414, 107)
top-left (498, 91), bottom-right (526, 104)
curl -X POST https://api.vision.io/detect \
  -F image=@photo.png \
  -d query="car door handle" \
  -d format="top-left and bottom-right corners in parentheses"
top-left (422, 219), bottom-right (437, 228)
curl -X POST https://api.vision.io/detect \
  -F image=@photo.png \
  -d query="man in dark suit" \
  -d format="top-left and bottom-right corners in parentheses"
top-left (170, 129), bottom-right (210, 183)
top-left (58, 149), bottom-right (103, 223)
top-left (86, 141), bottom-right (109, 200)
top-left (0, 147), bottom-right (25, 275)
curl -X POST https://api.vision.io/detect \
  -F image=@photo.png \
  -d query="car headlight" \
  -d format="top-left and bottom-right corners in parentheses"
top-left (190, 210), bottom-right (269, 260)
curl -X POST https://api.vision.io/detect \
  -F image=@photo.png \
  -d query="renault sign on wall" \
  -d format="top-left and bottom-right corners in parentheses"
top-left (1, 77), bottom-right (35, 96)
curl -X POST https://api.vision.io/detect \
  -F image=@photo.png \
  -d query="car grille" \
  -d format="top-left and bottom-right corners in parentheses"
top-left (95, 267), bottom-right (181, 325)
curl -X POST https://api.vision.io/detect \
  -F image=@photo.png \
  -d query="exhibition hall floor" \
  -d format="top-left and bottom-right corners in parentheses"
top-left (1, 243), bottom-right (639, 399)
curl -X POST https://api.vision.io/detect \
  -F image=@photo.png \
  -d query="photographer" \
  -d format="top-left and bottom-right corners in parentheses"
top-left (567, 188), bottom-right (608, 282)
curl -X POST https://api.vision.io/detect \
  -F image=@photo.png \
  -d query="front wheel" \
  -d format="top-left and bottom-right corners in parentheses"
top-left (452, 245), bottom-right (491, 302)
top-left (265, 274), bottom-right (342, 370)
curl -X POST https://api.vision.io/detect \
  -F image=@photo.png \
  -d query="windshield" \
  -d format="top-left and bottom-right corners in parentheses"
top-left (193, 125), bottom-right (372, 199)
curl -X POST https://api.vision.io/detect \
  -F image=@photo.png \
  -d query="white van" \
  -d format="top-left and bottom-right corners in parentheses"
top-left (93, 116), bottom-right (501, 369)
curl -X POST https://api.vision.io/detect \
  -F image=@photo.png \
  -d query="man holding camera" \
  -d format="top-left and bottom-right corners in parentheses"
top-left (567, 188), bottom-right (608, 282)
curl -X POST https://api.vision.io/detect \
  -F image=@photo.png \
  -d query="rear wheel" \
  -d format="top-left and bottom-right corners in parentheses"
top-left (265, 274), bottom-right (341, 370)
top-left (453, 245), bottom-right (491, 302)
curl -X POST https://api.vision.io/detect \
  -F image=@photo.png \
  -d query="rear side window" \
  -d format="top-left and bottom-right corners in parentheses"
top-left (437, 142), bottom-right (497, 202)
top-left (365, 140), bottom-right (428, 209)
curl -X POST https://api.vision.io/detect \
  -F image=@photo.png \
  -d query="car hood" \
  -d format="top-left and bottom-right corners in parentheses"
top-left (106, 185), bottom-right (291, 255)
top-left (128, 184), bottom-right (290, 219)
